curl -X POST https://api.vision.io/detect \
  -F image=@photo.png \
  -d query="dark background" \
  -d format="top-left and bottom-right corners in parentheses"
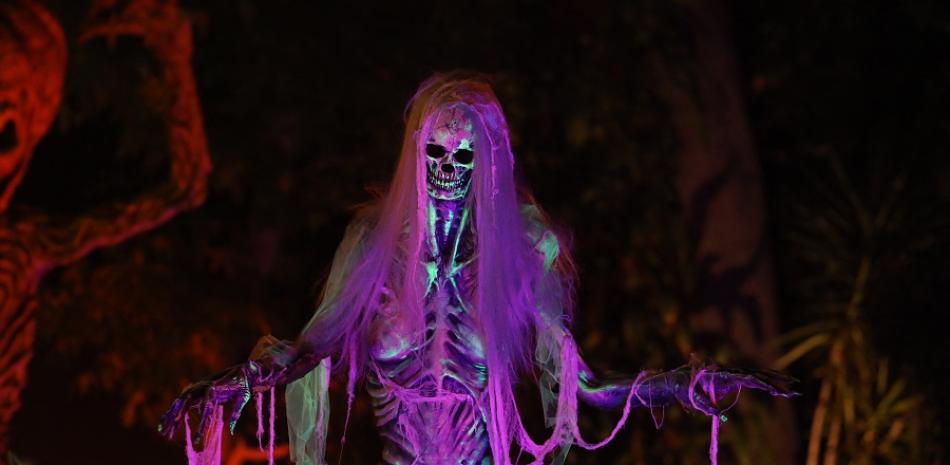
top-left (9, 1), bottom-right (950, 464)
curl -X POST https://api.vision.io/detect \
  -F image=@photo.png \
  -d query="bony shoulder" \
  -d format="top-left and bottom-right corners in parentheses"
top-left (520, 204), bottom-right (561, 270)
top-left (535, 229), bottom-right (560, 271)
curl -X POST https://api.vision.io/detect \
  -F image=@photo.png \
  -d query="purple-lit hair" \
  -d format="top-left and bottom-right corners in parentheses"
top-left (290, 72), bottom-right (587, 465)
top-left (298, 72), bottom-right (575, 379)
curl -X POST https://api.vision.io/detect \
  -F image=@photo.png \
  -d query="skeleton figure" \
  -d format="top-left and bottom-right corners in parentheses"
top-left (0, 0), bottom-right (210, 458)
top-left (160, 73), bottom-right (794, 465)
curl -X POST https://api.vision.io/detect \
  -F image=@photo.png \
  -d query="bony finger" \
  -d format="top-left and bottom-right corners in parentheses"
top-left (158, 397), bottom-right (187, 439)
top-left (229, 388), bottom-right (252, 434)
top-left (163, 418), bottom-right (182, 440)
top-left (194, 399), bottom-right (217, 451)
top-left (689, 386), bottom-right (719, 416)
top-left (158, 411), bottom-right (175, 438)
top-left (749, 373), bottom-right (792, 396)
top-left (157, 417), bottom-right (172, 439)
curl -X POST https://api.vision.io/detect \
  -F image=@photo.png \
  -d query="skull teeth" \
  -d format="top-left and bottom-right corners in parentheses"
top-left (427, 164), bottom-right (466, 191)
top-left (435, 169), bottom-right (457, 183)
top-left (431, 175), bottom-right (460, 189)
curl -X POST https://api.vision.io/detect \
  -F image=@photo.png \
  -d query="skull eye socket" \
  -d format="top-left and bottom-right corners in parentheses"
top-left (453, 148), bottom-right (474, 164)
top-left (426, 143), bottom-right (446, 159)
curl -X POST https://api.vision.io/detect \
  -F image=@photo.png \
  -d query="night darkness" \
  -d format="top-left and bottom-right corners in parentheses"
top-left (3, 1), bottom-right (949, 464)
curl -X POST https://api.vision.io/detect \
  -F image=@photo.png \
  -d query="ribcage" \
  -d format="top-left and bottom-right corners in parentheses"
top-left (368, 264), bottom-right (490, 465)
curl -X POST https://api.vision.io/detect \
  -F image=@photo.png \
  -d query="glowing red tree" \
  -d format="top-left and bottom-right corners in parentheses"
top-left (0, 0), bottom-right (210, 459)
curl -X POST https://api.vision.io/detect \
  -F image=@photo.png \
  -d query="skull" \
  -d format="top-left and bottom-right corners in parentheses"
top-left (0, 0), bottom-right (66, 211)
top-left (424, 106), bottom-right (476, 201)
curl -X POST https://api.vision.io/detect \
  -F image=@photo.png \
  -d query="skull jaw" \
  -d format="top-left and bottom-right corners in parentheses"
top-left (426, 167), bottom-right (472, 201)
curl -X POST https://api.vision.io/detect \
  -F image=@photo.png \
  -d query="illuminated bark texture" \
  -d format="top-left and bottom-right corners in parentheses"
top-left (0, 0), bottom-right (210, 460)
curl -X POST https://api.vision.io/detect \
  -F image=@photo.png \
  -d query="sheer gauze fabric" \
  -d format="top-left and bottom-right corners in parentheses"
top-left (281, 73), bottom-right (644, 465)
top-left (190, 73), bottom-right (652, 465)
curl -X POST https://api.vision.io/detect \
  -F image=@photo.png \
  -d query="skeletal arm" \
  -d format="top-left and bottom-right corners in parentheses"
top-left (576, 352), bottom-right (798, 417)
top-left (530, 221), bottom-right (796, 417)
top-left (576, 357), bottom-right (681, 410)
top-left (527, 223), bottom-right (684, 412)
top-left (536, 324), bottom-right (709, 415)
top-left (243, 334), bottom-right (335, 388)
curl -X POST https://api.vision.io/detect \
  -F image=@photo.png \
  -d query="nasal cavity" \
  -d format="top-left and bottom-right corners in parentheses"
top-left (441, 163), bottom-right (455, 174)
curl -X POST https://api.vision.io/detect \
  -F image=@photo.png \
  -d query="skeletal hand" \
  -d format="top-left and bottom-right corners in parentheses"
top-left (158, 362), bottom-right (264, 450)
top-left (665, 365), bottom-right (799, 418)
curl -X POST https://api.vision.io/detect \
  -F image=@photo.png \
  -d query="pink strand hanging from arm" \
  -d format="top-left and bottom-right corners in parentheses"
top-left (269, 386), bottom-right (276, 465)
top-left (256, 391), bottom-right (264, 450)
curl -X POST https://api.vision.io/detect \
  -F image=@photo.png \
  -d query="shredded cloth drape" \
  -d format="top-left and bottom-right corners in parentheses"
top-left (286, 357), bottom-right (332, 465)
top-left (183, 335), bottom-right (727, 465)
top-left (281, 334), bottom-right (726, 465)
top-left (179, 73), bottom-right (734, 465)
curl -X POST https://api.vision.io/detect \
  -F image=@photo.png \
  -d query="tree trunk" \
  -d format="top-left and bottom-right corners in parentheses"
top-left (0, 1), bottom-right (211, 461)
top-left (654, 1), bottom-right (797, 463)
